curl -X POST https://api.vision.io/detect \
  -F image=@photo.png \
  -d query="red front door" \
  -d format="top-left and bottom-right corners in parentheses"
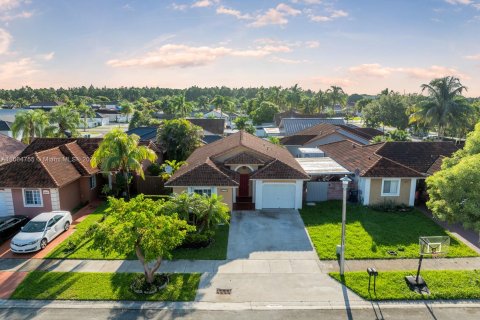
top-left (239, 174), bottom-right (249, 197)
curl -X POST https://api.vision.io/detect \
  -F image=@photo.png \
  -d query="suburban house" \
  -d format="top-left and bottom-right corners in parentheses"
top-left (203, 109), bottom-right (239, 127)
top-left (0, 134), bottom-right (25, 164)
top-left (320, 140), bottom-right (459, 206)
top-left (279, 118), bottom-right (346, 136)
top-left (0, 138), bottom-right (161, 217)
top-left (96, 109), bottom-right (128, 123)
top-left (27, 101), bottom-right (64, 110)
top-left (165, 131), bottom-right (310, 211)
top-left (79, 112), bottom-right (110, 128)
top-left (0, 120), bottom-right (13, 137)
top-left (281, 123), bottom-right (383, 157)
top-left (274, 110), bottom-right (323, 126)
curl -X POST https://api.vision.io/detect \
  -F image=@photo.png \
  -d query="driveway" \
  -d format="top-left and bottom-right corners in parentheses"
top-left (227, 210), bottom-right (316, 260)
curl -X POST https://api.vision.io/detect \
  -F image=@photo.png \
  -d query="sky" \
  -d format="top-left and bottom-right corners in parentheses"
top-left (0, 0), bottom-right (479, 96)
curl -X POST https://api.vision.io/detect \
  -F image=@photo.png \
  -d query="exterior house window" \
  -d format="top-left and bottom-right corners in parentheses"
top-left (192, 188), bottom-right (212, 196)
top-left (89, 175), bottom-right (97, 189)
top-left (381, 178), bottom-right (400, 196)
top-left (23, 189), bottom-right (43, 207)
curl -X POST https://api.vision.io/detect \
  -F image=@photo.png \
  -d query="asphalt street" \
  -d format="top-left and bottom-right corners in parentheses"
top-left (1, 306), bottom-right (480, 320)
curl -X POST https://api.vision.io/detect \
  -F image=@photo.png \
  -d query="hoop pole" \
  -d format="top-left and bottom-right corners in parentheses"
top-left (416, 255), bottom-right (423, 283)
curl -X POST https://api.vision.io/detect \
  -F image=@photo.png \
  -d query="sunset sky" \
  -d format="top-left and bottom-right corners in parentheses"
top-left (1, 0), bottom-right (479, 96)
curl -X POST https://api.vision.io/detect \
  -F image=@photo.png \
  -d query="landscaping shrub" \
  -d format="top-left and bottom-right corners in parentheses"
top-left (179, 230), bottom-right (215, 249)
top-left (369, 201), bottom-right (413, 213)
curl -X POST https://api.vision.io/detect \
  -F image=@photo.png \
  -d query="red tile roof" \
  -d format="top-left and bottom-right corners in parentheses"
top-left (224, 152), bottom-right (265, 165)
top-left (166, 131), bottom-right (309, 186)
top-left (321, 140), bottom-right (458, 177)
top-left (0, 135), bottom-right (25, 164)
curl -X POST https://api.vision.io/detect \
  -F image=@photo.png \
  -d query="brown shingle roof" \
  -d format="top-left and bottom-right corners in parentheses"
top-left (20, 138), bottom-right (103, 158)
top-left (224, 152), bottom-right (265, 165)
top-left (0, 135), bottom-right (25, 164)
top-left (321, 140), bottom-right (458, 177)
top-left (0, 148), bottom-right (81, 188)
top-left (59, 142), bottom-right (99, 175)
top-left (426, 156), bottom-right (446, 176)
top-left (187, 118), bottom-right (225, 135)
top-left (337, 125), bottom-right (383, 140)
top-left (166, 131), bottom-right (309, 186)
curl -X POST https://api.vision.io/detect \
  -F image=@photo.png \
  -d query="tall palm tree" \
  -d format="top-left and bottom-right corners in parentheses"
top-left (301, 97), bottom-right (316, 115)
top-left (210, 95), bottom-right (234, 117)
top-left (12, 109), bottom-right (52, 144)
top-left (314, 90), bottom-right (329, 114)
top-left (49, 104), bottom-right (81, 137)
top-left (90, 129), bottom-right (157, 199)
top-left (411, 76), bottom-right (470, 138)
top-left (76, 102), bottom-right (96, 132)
top-left (326, 85), bottom-right (347, 109)
top-left (171, 93), bottom-right (194, 117)
top-left (286, 84), bottom-right (302, 111)
top-left (120, 101), bottom-right (134, 122)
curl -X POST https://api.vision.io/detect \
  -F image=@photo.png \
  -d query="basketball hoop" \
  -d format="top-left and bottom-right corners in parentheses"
top-left (405, 236), bottom-right (450, 294)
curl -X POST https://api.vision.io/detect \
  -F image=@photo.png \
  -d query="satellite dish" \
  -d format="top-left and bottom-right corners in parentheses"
top-left (165, 165), bottom-right (173, 174)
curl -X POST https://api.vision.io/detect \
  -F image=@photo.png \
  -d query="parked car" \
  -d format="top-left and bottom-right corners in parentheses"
top-left (10, 211), bottom-right (72, 253)
top-left (0, 216), bottom-right (30, 244)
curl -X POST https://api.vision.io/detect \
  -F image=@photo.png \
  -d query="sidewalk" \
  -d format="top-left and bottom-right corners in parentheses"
top-left (1, 257), bottom-right (479, 274)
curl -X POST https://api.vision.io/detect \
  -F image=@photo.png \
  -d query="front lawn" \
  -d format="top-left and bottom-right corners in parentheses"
top-left (47, 203), bottom-right (229, 260)
top-left (300, 201), bottom-right (477, 259)
top-left (11, 271), bottom-right (200, 301)
top-left (330, 270), bottom-right (480, 300)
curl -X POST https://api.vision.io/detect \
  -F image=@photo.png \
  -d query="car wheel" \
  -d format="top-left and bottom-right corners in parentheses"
top-left (40, 238), bottom-right (48, 250)
top-left (64, 221), bottom-right (70, 231)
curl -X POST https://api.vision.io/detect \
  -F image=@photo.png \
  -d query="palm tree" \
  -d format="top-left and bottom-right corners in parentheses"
top-left (196, 194), bottom-right (230, 233)
top-left (120, 101), bottom-right (134, 122)
top-left (411, 76), bottom-right (470, 138)
top-left (171, 93), bottom-right (194, 117)
top-left (159, 160), bottom-right (186, 181)
top-left (12, 109), bottom-right (52, 144)
top-left (286, 84), bottom-right (302, 111)
top-left (49, 104), bottom-right (81, 137)
top-left (301, 97), bottom-right (316, 115)
top-left (210, 95), bottom-right (234, 117)
top-left (76, 102), bottom-right (96, 132)
top-left (90, 129), bottom-right (157, 199)
top-left (326, 86), bottom-right (347, 109)
top-left (314, 90), bottom-right (329, 114)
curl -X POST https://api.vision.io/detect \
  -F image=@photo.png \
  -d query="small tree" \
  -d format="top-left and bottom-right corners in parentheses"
top-left (233, 116), bottom-right (255, 134)
top-left (90, 129), bottom-right (157, 199)
top-left (159, 160), bottom-right (186, 180)
top-left (120, 102), bottom-right (134, 122)
top-left (250, 101), bottom-right (279, 125)
top-left (157, 119), bottom-right (203, 161)
top-left (90, 196), bottom-right (194, 284)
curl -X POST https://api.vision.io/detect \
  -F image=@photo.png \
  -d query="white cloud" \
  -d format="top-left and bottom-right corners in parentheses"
top-left (348, 63), bottom-right (469, 80)
top-left (291, 0), bottom-right (322, 4)
top-left (0, 0), bottom-right (24, 11)
top-left (249, 3), bottom-right (301, 28)
top-left (0, 58), bottom-right (38, 81)
top-left (191, 0), bottom-right (217, 8)
top-left (465, 54), bottom-right (480, 60)
top-left (445, 0), bottom-right (473, 5)
top-left (0, 10), bottom-right (32, 21)
top-left (216, 6), bottom-right (252, 20)
top-left (270, 56), bottom-right (307, 64)
top-left (309, 9), bottom-right (348, 22)
top-left (171, 3), bottom-right (188, 11)
top-left (305, 40), bottom-right (320, 48)
top-left (0, 28), bottom-right (11, 54)
top-left (40, 52), bottom-right (55, 61)
top-left (106, 43), bottom-right (294, 68)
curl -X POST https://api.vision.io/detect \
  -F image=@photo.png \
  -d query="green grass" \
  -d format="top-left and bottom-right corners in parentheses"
top-left (300, 201), bottom-right (478, 260)
top-left (171, 224), bottom-right (229, 260)
top-left (11, 271), bottom-right (200, 301)
top-left (47, 203), bottom-right (229, 260)
top-left (330, 270), bottom-right (480, 300)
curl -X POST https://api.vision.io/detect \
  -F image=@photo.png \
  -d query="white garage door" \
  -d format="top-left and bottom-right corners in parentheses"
top-left (262, 184), bottom-right (296, 209)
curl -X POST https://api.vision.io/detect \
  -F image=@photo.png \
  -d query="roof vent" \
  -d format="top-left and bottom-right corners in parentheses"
top-left (352, 144), bottom-right (356, 148)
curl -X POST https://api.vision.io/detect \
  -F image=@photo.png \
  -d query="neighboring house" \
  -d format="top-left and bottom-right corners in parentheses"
top-left (0, 120), bottom-right (13, 137)
top-left (96, 109), bottom-right (128, 123)
top-left (187, 118), bottom-right (225, 135)
top-left (279, 118), bottom-right (346, 136)
top-left (27, 101), bottom-right (64, 110)
top-left (126, 123), bottom-right (222, 145)
top-left (320, 140), bottom-right (459, 206)
top-left (91, 102), bottom-right (121, 110)
top-left (274, 110), bottom-right (321, 126)
top-left (0, 138), bottom-right (162, 217)
top-left (203, 109), bottom-right (232, 127)
top-left (0, 134), bottom-right (25, 164)
top-left (165, 131), bottom-right (310, 211)
top-left (79, 112), bottom-right (110, 129)
top-left (281, 123), bottom-right (382, 157)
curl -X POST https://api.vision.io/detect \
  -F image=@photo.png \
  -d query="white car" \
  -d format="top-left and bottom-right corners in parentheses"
top-left (10, 211), bottom-right (72, 253)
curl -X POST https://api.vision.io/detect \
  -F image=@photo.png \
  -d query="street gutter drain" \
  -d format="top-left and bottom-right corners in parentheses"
top-left (216, 288), bottom-right (232, 295)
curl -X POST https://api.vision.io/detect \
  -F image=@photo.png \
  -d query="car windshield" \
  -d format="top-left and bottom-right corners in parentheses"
top-left (22, 221), bottom-right (47, 233)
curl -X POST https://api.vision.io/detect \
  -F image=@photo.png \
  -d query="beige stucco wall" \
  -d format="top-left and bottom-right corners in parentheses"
top-left (59, 180), bottom-right (82, 212)
top-left (217, 187), bottom-right (233, 212)
top-left (172, 187), bottom-right (187, 194)
top-left (369, 178), bottom-right (411, 205)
